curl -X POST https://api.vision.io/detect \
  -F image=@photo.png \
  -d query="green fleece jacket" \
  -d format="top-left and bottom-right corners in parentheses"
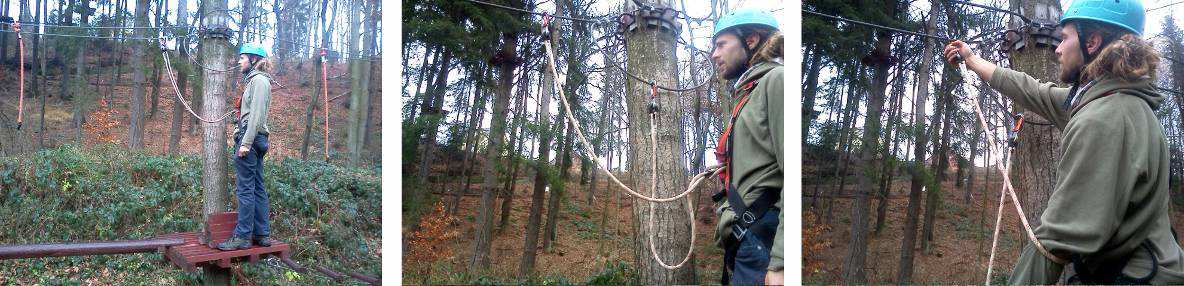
top-left (713, 60), bottom-right (784, 271)
top-left (986, 67), bottom-right (1184, 284)
top-left (235, 70), bottom-right (272, 148)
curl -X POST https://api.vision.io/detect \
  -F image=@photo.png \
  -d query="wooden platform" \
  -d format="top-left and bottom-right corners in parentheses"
top-left (160, 212), bottom-right (290, 272)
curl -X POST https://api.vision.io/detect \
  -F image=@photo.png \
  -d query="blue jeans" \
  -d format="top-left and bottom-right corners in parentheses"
top-left (232, 133), bottom-right (270, 239)
top-left (730, 209), bottom-right (778, 286)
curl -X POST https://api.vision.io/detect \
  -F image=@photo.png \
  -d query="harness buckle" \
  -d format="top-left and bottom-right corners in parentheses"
top-left (742, 211), bottom-right (757, 224)
top-left (731, 224), bottom-right (747, 240)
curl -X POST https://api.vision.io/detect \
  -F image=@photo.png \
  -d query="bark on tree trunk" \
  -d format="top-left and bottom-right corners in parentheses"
top-left (470, 25), bottom-right (519, 273)
top-left (519, 53), bottom-right (555, 279)
top-left (199, 0), bottom-right (234, 282)
top-left (1008, 0), bottom-right (1062, 231)
top-left (169, 0), bottom-right (189, 156)
top-left (843, 2), bottom-right (896, 283)
top-left (624, 1), bottom-right (697, 283)
top-left (127, 0), bottom-right (150, 150)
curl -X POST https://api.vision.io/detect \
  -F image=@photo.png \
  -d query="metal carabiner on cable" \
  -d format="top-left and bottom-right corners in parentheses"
top-left (540, 13), bottom-right (553, 40)
top-left (647, 83), bottom-right (660, 114)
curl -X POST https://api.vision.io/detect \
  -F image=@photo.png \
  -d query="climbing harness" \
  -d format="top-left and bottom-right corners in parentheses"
top-left (14, 23), bottom-right (23, 130)
top-left (713, 78), bottom-right (779, 284)
top-left (540, 13), bottom-right (722, 270)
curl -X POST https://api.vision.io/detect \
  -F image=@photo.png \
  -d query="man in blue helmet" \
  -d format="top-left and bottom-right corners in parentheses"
top-left (218, 43), bottom-right (275, 251)
top-left (945, 0), bottom-right (1184, 283)
top-left (709, 7), bottom-right (783, 285)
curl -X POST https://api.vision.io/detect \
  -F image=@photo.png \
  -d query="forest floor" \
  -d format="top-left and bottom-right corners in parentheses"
top-left (0, 60), bottom-right (383, 284)
top-left (803, 167), bottom-right (1184, 284)
top-left (402, 159), bottom-right (731, 285)
top-left (0, 59), bottom-right (381, 165)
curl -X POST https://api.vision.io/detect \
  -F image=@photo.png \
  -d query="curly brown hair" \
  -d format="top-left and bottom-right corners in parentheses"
top-left (1081, 32), bottom-right (1160, 82)
top-left (750, 31), bottom-right (782, 65)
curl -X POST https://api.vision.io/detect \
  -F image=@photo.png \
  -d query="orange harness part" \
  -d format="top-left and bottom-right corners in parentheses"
top-left (714, 80), bottom-right (759, 189)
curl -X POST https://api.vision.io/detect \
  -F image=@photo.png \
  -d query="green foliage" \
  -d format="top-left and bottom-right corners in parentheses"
top-left (585, 261), bottom-right (637, 286)
top-left (0, 145), bottom-right (380, 284)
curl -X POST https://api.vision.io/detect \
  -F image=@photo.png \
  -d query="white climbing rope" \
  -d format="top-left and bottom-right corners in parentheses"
top-left (963, 69), bottom-right (1068, 284)
top-left (540, 17), bottom-right (721, 270)
top-left (160, 39), bottom-right (236, 124)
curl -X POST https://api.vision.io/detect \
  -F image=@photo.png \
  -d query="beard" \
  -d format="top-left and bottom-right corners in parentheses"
top-left (1058, 61), bottom-right (1082, 84)
top-left (722, 60), bottom-right (748, 80)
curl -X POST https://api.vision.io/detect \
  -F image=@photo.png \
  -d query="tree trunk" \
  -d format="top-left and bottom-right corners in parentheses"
top-left (921, 73), bottom-right (955, 253)
top-left (169, 0), bottom-right (189, 156)
top-left (34, 0), bottom-right (45, 150)
top-left (126, 0), bottom-right (150, 150)
top-left (199, 0), bottom-right (234, 282)
top-left (363, 0), bottom-right (381, 157)
top-left (73, 0), bottom-right (90, 143)
top-left (843, 2), bottom-right (897, 283)
top-left (470, 23), bottom-right (520, 273)
top-left (623, 1), bottom-right (697, 283)
top-left (453, 67), bottom-right (489, 215)
top-left (148, 0), bottom-right (165, 120)
top-left (1008, 0), bottom-right (1062, 230)
top-left (519, 46), bottom-right (555, 278)
top-left (345, 0), bottom-right (372, 166)
top-left (498, 52), bottom-right (533, 234)
top-left (803, 43), bottom-right (824, 143)
top-left (874, 67), bottom-right (906, 235)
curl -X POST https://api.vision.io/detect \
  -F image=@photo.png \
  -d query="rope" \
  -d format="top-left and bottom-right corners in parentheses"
top-left (985, 154), bottom-right (1012, 283)
top-left (321, 49), bottom-right (330, 161)
top-left (242, 29), bottom-right (382, 62)
top-left (0, 29), bottom-right (166, 41)
top-left (159, 39), bottom-right (236, 123)
top-left (963, 65), bottom-right (1069, 274)
top-left (541, 15), bottom-right (720, 270)
top-left (15, 23), bottom-right (23, 130)
top-left (802, 9), bottom-right (986, 45)
top-left (948, 0), bottom-right (1033, 25)
top-left (9, 21), bottom-right (179, 30)
top-left (1147, 0), bottom-right (1184, 12)
top-left (545, 32), bottom-right (718, 203)
top-left (460, 0), bottom-right (608, 23)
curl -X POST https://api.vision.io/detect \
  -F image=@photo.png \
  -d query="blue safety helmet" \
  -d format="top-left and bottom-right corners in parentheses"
top-left (1060, 0), bottom-right (1145, 36)
top-left (713, 8), bottom-right (779, 40)
top-left (239, 43), bottom-right (268, 58)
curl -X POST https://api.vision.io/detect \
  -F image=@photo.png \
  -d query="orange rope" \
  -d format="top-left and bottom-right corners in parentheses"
top-left (14, 23), bottom-right (23, 130)
top-left (321, 49), bottom-right (329, 161)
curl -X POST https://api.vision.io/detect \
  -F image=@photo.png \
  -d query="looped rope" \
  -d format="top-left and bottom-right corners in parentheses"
top-left (964, 68), bottom-right (1069, 283)
top-left (540, 15), bottom-right (721, 270)
top-left (159, 38), bottom-right (236, 124)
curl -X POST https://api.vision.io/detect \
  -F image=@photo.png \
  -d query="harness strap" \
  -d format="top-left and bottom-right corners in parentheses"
top-left (714, 79), bottom-right (780, 284)
top-left (1070, 240), bottom-right (1158, 284)
top-left (715, 80), bottom-right (759, 189)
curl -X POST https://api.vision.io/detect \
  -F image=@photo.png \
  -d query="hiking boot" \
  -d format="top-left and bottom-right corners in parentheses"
top-left (253, 235), bottom-right (272, 247)
top-left (216, 236), bottom-right (251, 251)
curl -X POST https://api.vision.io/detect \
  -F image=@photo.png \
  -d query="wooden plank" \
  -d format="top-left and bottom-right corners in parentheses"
top-left (184, 243), bottom-right (290, 263)
top-left (165, 246), bottom-right (197, 273)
